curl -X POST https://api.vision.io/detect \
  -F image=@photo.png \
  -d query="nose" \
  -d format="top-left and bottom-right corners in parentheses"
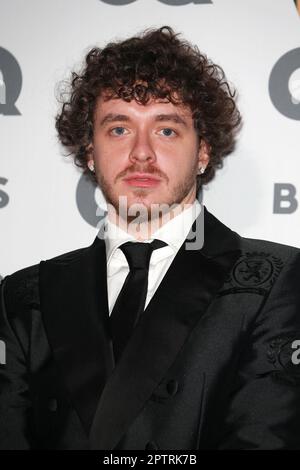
top-left (129, 130), bottom-right (156, 164)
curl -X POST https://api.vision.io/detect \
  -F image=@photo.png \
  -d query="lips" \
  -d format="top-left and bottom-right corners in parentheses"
top-left (123, 173), bottom-right (161, 187)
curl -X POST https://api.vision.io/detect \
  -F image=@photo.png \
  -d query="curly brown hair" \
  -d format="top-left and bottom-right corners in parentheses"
top-left (56, 26), bottom-right (241, 189)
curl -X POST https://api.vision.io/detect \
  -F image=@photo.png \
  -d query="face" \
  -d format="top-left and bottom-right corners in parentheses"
top-left (89, 94), bottom-right (210, 224)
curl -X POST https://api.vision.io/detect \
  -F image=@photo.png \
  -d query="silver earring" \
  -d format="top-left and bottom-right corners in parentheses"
top-left (88, 161), bottom-right (95, 172)
top-left (198, 166), bottom-right (205, 175)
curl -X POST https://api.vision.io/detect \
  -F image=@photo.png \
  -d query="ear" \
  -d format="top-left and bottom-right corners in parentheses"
top-left (86, 143), bottom-right (94, 165)
top-left (197, 139), bottom-right (210, 170)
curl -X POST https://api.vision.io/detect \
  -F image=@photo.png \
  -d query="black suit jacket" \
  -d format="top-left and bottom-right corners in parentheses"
top-left (1, 206), bottom-right (300, 450)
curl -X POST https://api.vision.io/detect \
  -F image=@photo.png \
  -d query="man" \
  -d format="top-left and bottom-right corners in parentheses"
top-left (1, 26), bottom-right (300, 450)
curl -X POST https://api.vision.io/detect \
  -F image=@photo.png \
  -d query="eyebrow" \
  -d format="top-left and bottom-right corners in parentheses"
top-left (99, 112), bottom-right (188, 127)
top-left (154, 113), bottom-right (188, 127)
top-left (99, 114), bottom-right (130, 127)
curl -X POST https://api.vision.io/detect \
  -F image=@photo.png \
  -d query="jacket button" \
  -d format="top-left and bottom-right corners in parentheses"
top-left (166, 379), bottom-right (178, 396)
top-left (47, 398), bottom-right (58, 411)
top-left (145, 441), bottom-right (159, 451)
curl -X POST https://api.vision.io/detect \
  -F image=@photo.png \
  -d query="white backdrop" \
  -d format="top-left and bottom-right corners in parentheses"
top-left (1, 0), bottom-right (300, 277)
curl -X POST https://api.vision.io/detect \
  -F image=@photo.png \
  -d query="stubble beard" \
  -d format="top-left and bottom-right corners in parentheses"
top-left (96, 160), bottom-right (198, 228)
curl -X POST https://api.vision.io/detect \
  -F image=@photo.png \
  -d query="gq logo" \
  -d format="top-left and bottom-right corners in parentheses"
top-left (0, 47), bottom-right (22, 115)
top-left (100, 0), bottom-right (212, 4)
top-left (269, 48), bottom-right (300, 120)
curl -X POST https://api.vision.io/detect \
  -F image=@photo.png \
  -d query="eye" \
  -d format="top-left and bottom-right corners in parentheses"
top-left (158, 128), bottom-right (177, 137)
top-left (110, 127), bottom-right (127, 136)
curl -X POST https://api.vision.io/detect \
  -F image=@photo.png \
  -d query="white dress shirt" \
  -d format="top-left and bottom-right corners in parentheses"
top-left (102, 200), bottom-right (201, 315)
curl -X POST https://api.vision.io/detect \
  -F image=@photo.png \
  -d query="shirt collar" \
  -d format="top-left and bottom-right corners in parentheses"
top-left (101, 200), bottom-right (201, 264)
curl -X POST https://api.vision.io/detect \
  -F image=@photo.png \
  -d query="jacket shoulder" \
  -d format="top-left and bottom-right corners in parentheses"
top-left (239, 236), bottom-right (300, 261)
top-left (1, 244), bottom-right (91, 313)
top-left (41, 244), bottom-right (90, 265)
top-left (1, 263), bottom-right (40, 314)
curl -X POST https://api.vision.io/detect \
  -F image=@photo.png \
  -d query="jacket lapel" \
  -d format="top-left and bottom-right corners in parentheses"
top-left (89, 206), bottom-right (242, 450)
top-left (39, 235), bottom-right (114, 435)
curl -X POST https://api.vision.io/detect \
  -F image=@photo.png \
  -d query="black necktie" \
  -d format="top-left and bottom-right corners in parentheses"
top-left (110, 239), bottom-right (167, 363)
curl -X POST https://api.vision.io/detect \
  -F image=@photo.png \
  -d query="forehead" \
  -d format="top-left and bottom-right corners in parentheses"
top-left (94, 94), bottom-right (193, 121)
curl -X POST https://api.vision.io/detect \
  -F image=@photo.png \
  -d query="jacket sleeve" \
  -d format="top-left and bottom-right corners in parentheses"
top-left (218, 251), bottom-right (300, 449)
top-left (0, 276), bottom-right (34, 449)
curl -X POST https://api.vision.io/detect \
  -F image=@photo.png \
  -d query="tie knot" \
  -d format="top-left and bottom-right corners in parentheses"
top-left (120, 239), bottom-right (167, 270)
